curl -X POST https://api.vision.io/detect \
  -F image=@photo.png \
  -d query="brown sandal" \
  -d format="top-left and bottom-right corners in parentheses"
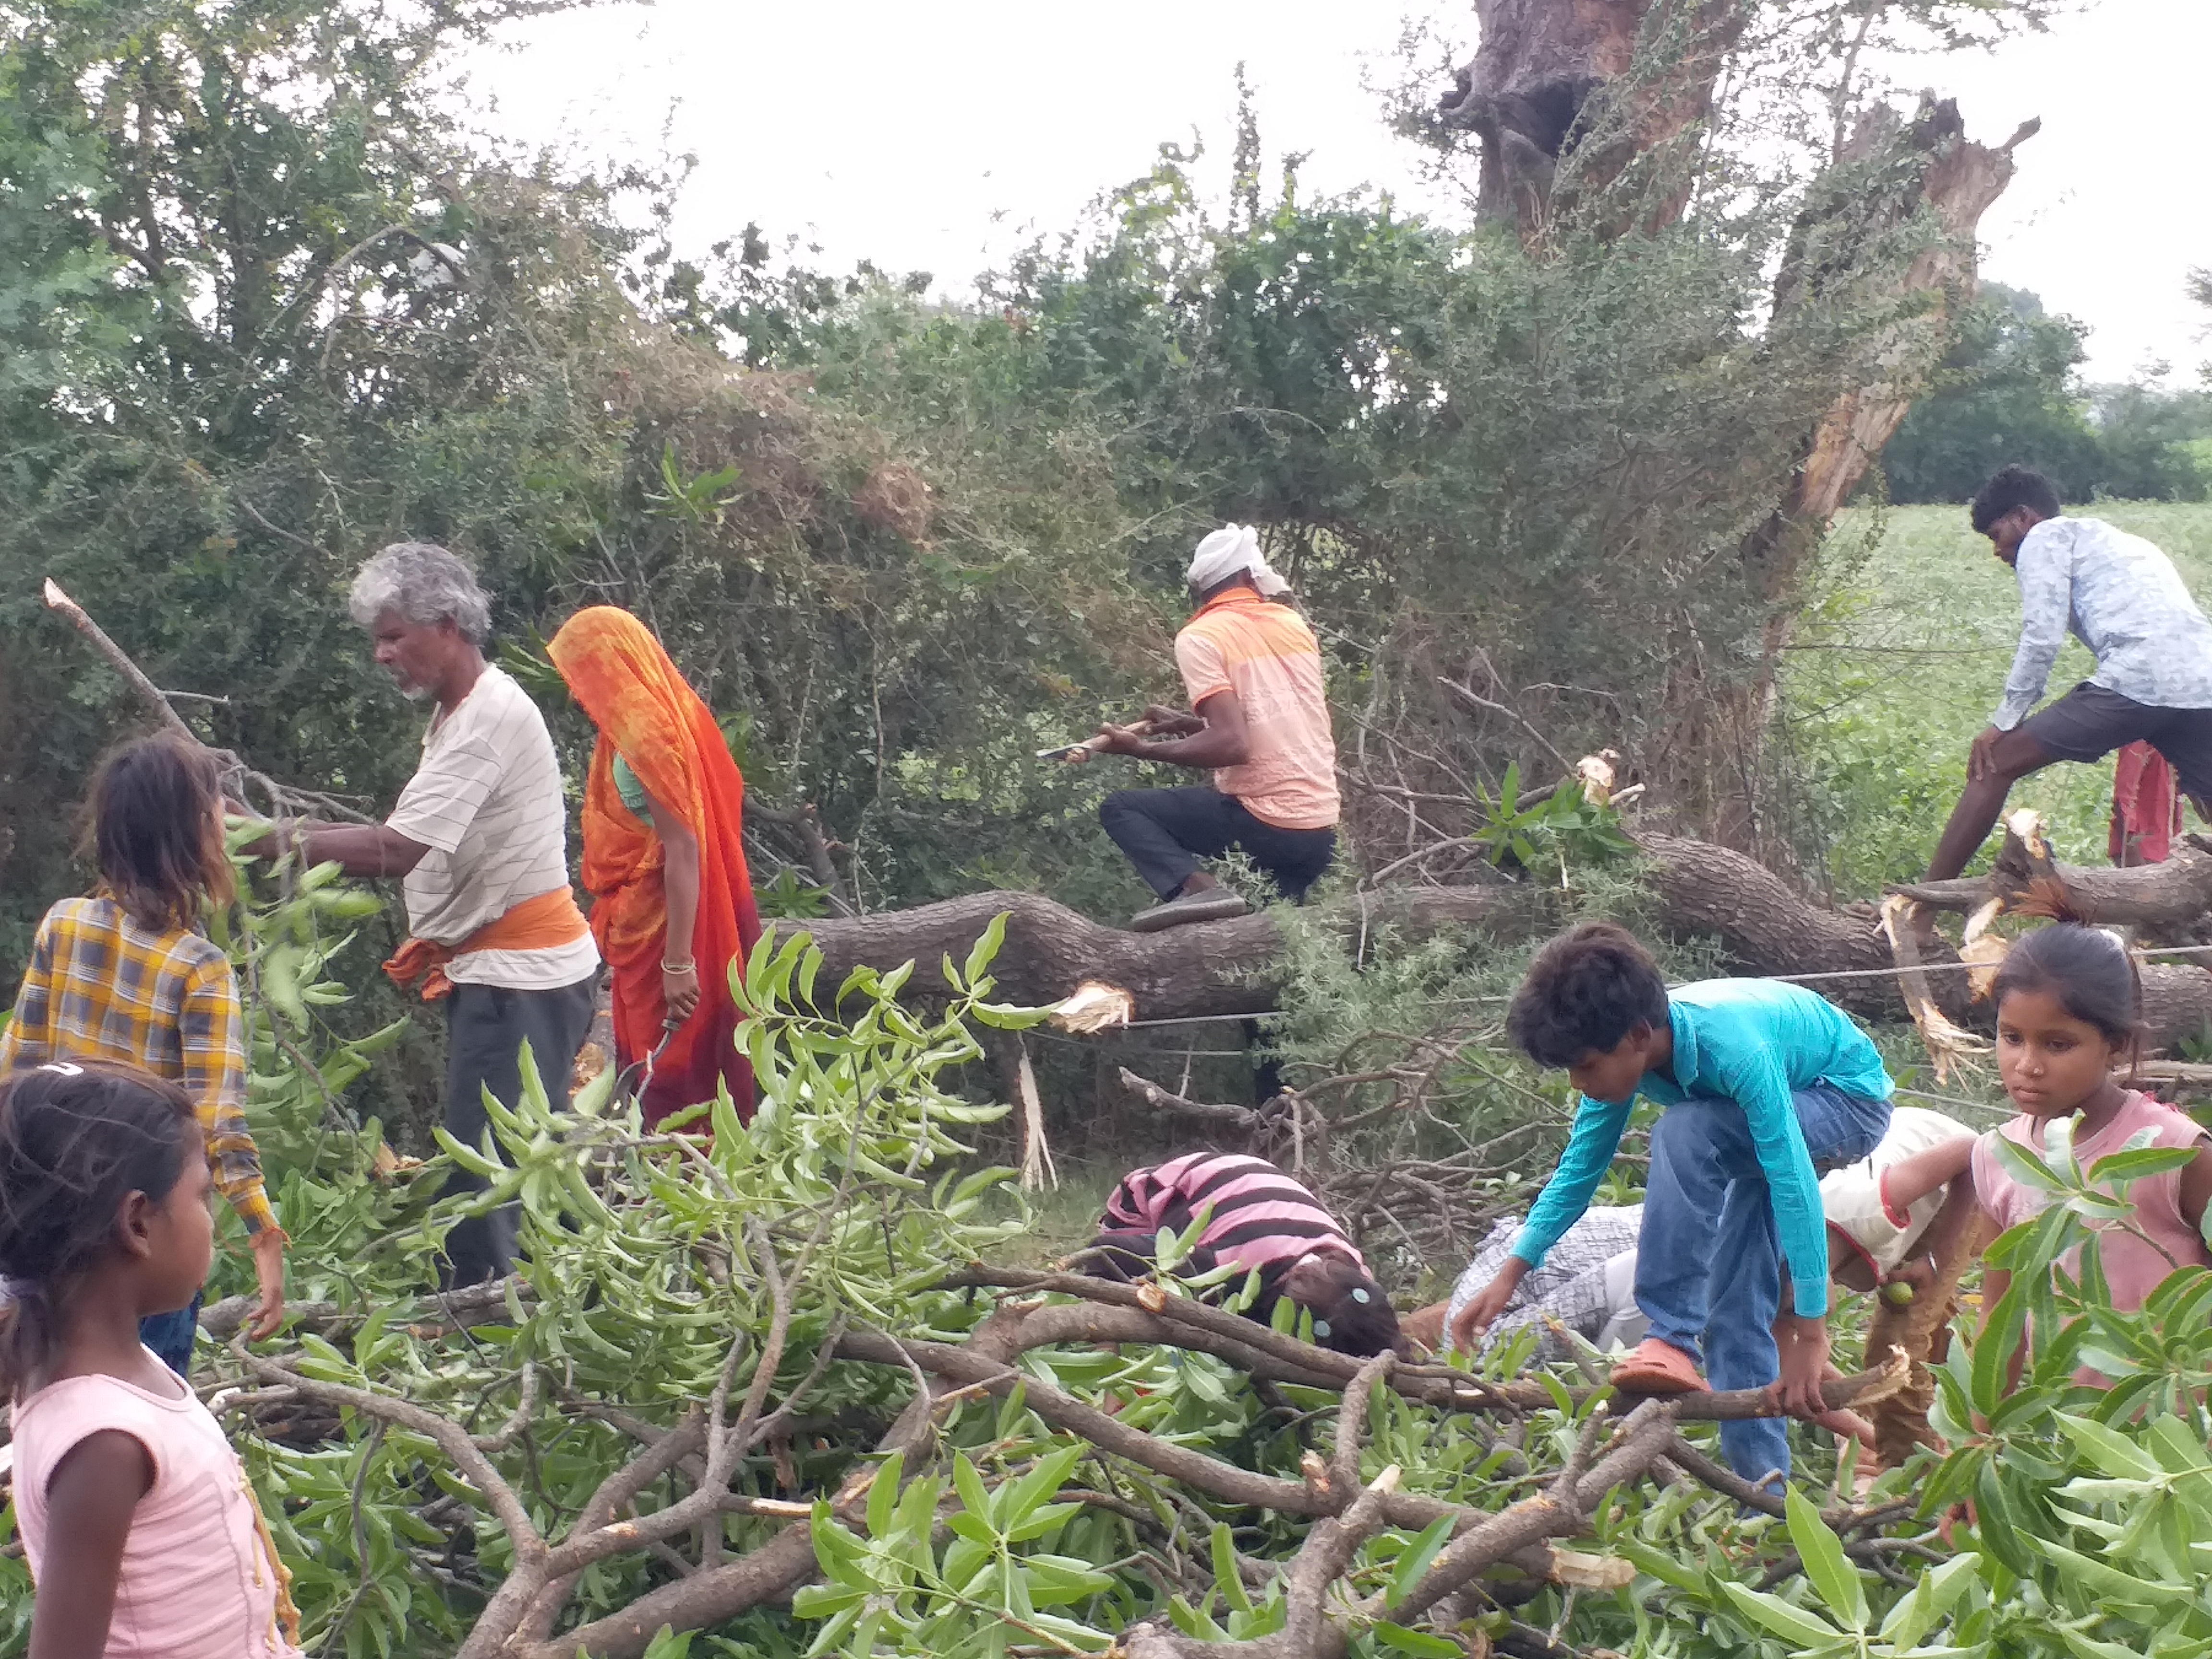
top-left (1610, 1338), bottom-right (1709, 1395)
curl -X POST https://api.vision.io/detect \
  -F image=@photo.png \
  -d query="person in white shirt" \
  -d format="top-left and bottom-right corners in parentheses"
top-left (1925, 464), bottom-right (2212, 882)
top-left (265, 544), bottom-right (599, 1284)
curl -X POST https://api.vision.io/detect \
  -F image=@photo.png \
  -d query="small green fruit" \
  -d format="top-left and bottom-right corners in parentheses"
top-left (1881, 1280), bottom-right (1916, 1307)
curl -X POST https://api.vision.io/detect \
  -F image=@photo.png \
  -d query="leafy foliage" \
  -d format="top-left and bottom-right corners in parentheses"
top-left (11, 7), bottom-right (2209, 1653)
top-left (1882, 285), bottom-right (2212, 505)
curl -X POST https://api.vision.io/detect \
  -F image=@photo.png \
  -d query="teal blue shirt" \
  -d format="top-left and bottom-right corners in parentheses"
top-left (1510, 979), bottom-right (1893, 1318)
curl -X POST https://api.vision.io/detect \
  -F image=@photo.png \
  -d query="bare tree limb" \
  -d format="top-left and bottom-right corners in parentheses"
top-left (44, 578), bottom-right (199, 742)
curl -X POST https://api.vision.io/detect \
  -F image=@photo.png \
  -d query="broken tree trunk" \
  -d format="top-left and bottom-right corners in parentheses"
top-left (1899, 834), bottom-right (2212, 930)
top-left (1687, 98), bottom-right (2038, 848)
top-left (1437, 0), bottom-right (1742, 238)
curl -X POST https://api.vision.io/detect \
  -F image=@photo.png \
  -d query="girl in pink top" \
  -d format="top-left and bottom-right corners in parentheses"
top-left (1, 1062), bottom-right (302, 1659)
top-left (1890, 924), bottom-right (2212, 1387)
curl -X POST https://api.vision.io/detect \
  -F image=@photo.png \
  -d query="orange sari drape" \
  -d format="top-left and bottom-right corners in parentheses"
top-left (547, 608), bottom-right (761, 1125)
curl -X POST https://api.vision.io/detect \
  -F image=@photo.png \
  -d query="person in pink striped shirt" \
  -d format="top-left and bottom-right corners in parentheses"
top-left (1086, 1152), bottom-right (1407, 1357)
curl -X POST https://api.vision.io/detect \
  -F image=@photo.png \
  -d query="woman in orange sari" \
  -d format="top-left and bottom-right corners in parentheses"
top-left (547, 608), bottom-right (761, 1124)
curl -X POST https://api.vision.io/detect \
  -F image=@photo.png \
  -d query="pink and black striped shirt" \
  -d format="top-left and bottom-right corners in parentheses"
top-left (1102, 1153), bottom-right (1365, 1286)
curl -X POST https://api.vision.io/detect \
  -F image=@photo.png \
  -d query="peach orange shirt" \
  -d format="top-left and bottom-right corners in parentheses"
top-left (1173, 589), bottom-right (1339, 830)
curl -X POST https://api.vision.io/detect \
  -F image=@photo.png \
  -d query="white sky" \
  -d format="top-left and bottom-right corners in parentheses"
top-left (457, 0), bottom-right (2209, 383)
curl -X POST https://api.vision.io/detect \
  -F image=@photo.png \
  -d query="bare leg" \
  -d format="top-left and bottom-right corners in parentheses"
top-left (1925, 730), bottom-right (2061, 883)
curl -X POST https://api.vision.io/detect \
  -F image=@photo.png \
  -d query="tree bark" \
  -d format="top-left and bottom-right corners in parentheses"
top-left (765, 885), bottom-right (1532, 1021)
top-left (769, 829), bottom-right (2212, 1053)
top-left (1437, 0), bottom-right (1742, 238)
top-left (1898, 836), bottom-right (2212, 928)
top-left (1695, 100), bottom-right (2038, 847)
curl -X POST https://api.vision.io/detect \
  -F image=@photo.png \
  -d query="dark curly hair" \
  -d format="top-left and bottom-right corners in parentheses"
top-left (0, 1062), bottom-right (198, 1398)
top-left (1507, 921), bottom-right (1670, 1068)
top-left (1970, 464), bottom-right (2062, 535)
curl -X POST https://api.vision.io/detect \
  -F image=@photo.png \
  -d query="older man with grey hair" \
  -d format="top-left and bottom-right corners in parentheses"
top-left (268, 542), bottom-right (598, 1284)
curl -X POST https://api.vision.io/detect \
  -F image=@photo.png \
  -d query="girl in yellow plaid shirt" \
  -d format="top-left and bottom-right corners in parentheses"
top-left (0, 735), bottom-right (287, 1371)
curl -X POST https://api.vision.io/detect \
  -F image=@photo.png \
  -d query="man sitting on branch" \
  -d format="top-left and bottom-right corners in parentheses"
top-left (1083, 525), bottom-right (1341, 933)
top-left (256, 543), bottom-right (600, 1285)
top-left (1925, 464), bottom-right (2212, 883)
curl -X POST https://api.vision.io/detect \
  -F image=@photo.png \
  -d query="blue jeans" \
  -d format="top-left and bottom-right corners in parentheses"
top-left (140, 1289), bottom-right (203, 1378)
top-left (1635, 1084), bottom-right (1890, 1484)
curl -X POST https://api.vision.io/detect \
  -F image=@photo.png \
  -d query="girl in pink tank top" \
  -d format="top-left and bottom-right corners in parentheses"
top-left (1, 1063), bottom-right (302, 1658)
top-left (1968, 925), bottom-right (2212, 1382)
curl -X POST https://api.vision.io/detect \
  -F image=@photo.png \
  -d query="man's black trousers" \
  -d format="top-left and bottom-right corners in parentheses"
top-left (1099, 786), bottom-right (1336, 901)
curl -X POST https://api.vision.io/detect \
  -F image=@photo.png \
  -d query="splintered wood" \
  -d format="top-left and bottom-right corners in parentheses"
top-left (1051, 980), bottom-right (1135, 1034)
top-left (1878, 893), bottom-right (1989, 1084)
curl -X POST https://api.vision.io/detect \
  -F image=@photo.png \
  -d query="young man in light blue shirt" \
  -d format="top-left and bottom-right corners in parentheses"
top-left (1453, 922), bottom-right (1893, 1484)
top-left (1925, 463), bottom-right (2212, 882)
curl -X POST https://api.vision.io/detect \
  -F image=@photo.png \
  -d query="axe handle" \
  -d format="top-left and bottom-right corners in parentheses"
top-left (1037, 719), bottom-right (1157, 761)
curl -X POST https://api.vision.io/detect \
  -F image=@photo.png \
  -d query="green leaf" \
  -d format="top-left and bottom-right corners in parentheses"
top-left (1783, 1485), bottom-right (1866, 1631)
top-left (1385, 1515), bottom-right (1456, 1610)
top-left (1371, 1622), bottom-right (1463, 1658)
top-left (952, 1452), bottom-right (995, 1527)
top-left (808, 1505), bottom-right (870, 1585)
top-left (1972, 1458), bottom-right (2036, 1579)
top-left (1212, 1523), bottom-right (1254, 1616)
top-left (2038, 1537), bottom-right (2188, 1607)
top-left (866, 1450), bottom-right (904, 1539)
top-left (1718, 1581), bottom-right (1842, 1648)
top-left (2085, 1145), bottom-right (2200, 1186)
top-left (1990, 1132), bottom-right (2069, 1194)
top-left (2056, 1410), bottom-right (2163, 1481)
top-left (962, 911), bottom-right (1011, 989)
top-left (1876, 1551), bottom-right (1979, 1649)
top-left (1971, 1280), bottom-right (2028, 1420)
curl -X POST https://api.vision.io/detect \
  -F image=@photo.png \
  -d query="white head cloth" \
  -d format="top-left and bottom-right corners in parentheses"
top-left (1186, 523), bottom-right (1289, 598)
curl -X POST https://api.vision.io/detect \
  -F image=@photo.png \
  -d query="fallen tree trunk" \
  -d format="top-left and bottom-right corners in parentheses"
top-left (771, 827), bottom-right (2212, 1052)
top-left (769, 837), bottom-right (1928, 1021)
top-left (766, 884), bottom-right (1535, 1021)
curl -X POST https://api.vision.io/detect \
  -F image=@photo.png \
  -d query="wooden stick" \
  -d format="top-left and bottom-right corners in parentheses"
top-left (43, 578), bottom-right (198, 742)
top-left (43, 578), bottom-right (376, 825)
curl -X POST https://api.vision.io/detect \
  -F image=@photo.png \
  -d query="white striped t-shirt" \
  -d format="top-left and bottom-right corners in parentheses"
top-left (387, 666), bottom-right (599, 990)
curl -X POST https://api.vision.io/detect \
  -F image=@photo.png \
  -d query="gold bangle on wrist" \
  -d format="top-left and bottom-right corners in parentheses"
top-left (661, 959), bottom-right (696, 974)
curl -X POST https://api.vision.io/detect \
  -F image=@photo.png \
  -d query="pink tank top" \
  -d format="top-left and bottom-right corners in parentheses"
top-left (12, 1358), bottom-right (302, 1658)
top-left (1972, 1090), bottom-right (2212, 1313)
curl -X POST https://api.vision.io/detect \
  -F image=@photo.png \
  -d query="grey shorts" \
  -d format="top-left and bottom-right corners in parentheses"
top-left (2020, 682), bottom-right (2212, 798)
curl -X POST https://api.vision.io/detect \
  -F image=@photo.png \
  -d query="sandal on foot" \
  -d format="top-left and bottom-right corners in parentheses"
top-left (1610, 1338), bottom-right (1709, 1395)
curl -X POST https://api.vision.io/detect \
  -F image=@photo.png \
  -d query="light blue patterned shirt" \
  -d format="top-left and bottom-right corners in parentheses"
top-left (1994, 516), bottom-right (2212, 731)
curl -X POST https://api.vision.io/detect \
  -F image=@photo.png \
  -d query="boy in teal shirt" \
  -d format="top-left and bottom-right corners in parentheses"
top-left (1452, 922), bottom-right (1893, 1482)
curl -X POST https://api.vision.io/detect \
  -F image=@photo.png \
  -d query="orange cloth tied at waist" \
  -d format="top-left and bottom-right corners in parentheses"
top-left (382, 887), bottom-right (591, 1001)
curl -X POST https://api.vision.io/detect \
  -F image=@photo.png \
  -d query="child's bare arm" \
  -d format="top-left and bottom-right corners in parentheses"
top-left (1891, 1176), bottom-right (1983, 1292)
top-left (28, 1431), bottom-right (152, 1659)
top-left (1880, 1136), bottom-right (1977, 1220)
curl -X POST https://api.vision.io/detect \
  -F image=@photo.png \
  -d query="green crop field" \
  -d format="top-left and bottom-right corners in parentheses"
top-left (1779, 501), bottom-right (2212, 897)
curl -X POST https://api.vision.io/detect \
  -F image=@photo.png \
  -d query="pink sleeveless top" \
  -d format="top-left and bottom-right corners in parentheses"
top-left (1972, 1091), bottom-right (2212, 1313)
top-left (12, 1358), bottom-right (302, 1658)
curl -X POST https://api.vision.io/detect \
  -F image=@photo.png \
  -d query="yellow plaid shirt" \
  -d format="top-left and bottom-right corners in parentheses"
top-left (0, 896), bottom-right (277, 1236)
